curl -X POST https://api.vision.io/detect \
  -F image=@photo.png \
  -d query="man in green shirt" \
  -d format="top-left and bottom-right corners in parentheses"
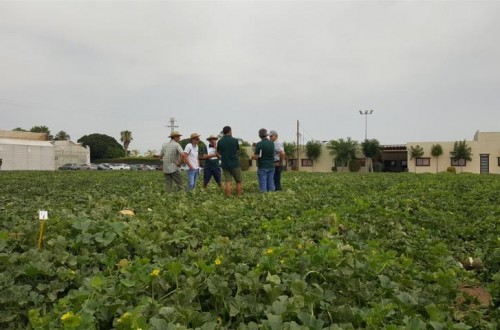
top-left (217, 126), bottom-right (242, 196)
top-left (253, 128), bottom-right (275, 192)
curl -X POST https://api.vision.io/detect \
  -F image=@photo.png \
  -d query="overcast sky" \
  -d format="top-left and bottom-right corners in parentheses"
top-left (1, 0), bottom-right (500, 153)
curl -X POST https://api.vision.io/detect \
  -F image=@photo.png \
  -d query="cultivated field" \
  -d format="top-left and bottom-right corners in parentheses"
top-left (1, 171), bottom-right (499, 329)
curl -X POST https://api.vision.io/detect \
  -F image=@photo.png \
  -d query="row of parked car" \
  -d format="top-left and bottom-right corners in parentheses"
top-left (58, 163), bottom-right (161, 171)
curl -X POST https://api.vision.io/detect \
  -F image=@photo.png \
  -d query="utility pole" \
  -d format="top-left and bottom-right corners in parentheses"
top-left (359, 110), bottom-right (374, 172)
top-left (359, 110), bottom-right (373, 140)
top-left (296, 120), bottom-right (300, 171)
top-left (166, 117), bottom-right (178, 133)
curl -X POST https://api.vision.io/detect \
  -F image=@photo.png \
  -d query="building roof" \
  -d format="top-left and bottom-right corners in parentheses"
top-left (0, 130), bottom-right (47, 140)
top-left (0, 138), bottom-right (53, 147)
top-left (381, 144), bottom-right (407, 151)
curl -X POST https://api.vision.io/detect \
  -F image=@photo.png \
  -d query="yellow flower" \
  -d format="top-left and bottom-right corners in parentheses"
top-left (287, 216), bottom-right (292, 221)
top-left (297, 243), bottom-right (303, 249)
top-left (266, 248), bottom-right (274, 255)
top-left (215, 258), bottom-right (222, 266)
top-left (61, 311), bottom-right (74, 321)
top-left (150, 269), bottom-right (160, 277)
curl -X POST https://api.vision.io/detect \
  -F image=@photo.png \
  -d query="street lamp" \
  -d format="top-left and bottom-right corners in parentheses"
top-left (359, 110), bottom-right (374, 140)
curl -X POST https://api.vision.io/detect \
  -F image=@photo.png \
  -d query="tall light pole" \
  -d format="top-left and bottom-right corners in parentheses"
top-left (359, 110), bottom-right (374, 141)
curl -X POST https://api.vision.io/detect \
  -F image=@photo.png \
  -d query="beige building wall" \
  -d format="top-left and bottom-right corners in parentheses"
top-left (246, 144), bottom-right (369, 173)
top-left (53, 140), bottom-right (91, 168)
top-left (407, 131), bottom-right (500, 174)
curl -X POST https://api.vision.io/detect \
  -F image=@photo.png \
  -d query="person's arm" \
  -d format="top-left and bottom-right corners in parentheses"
top-left (175, 144), bottom-right (184, 166)
top-left (252, 145), bottom-right (260, 160)
top-left (181, 152), bottom-right (188, 166)
top-left (183, 144), bottom-right (194, 169)
top-left (278, 146), bottom-right (285, 164)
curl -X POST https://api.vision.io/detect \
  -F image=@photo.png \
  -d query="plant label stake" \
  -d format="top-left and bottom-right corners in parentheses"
top-left (38, 210), bottom-right (48, 249)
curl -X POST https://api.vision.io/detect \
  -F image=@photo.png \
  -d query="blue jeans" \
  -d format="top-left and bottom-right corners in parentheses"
top-left (257, 168), bottom-right (275, 192)
top-left (274, 165), bottom-right (283, 191)
top-left (187, 169), bottom-right (199, 191)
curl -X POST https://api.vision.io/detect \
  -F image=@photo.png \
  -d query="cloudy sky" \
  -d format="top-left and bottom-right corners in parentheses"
top-left (1, 0), bottom-right (499, 153)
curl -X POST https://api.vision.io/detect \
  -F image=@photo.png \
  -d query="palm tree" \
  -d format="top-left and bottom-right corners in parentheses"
top-left (409, 145), bottom-right (424, 173)
top-left (361, 139), bottom-right (381, 172)
top-left (120, 130), bottom-right (133, 157)
top-left (54, 130), bottom-right (71, 141)
top-left (30, 125), bottom-right (53, 140)
top-left (431, 144), bottom-right (443, 173)
top-left (327, 138), bottom-right (358, 172)
top-left (450, 140), bottom-right (472, 172)
top-left (129, 149), bottom-right (140, 157)
top-left (144, 149), bottom-right (157, 158)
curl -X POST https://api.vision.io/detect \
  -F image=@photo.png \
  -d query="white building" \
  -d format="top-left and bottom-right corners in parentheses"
top-left (53, 140), bottom-right (90, 168)
top-left (0, 130), bottom-right (90, 170)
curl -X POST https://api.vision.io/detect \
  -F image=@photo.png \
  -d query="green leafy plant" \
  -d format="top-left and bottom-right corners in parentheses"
top-left (409, 145), bottom-right (424, 173)
top-left (1, 171), bottom-right (499, 328)
top-left (327, 138), bottom-right (358, 172)
top-left (361, 139), bottom-right (381, 172)
top-left (431, 144), bottom-right (443, 173)
top-left (450, 140), bottom-right (472, 172)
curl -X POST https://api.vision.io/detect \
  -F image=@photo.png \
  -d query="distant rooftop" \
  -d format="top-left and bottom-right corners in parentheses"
top-left (0, 130), bottom-right (47, 141)
top-left (381, 144), bottom-right (407, 151)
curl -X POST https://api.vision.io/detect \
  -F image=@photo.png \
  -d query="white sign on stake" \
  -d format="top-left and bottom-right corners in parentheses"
top-left (38, 210), bottom-right (48, 220)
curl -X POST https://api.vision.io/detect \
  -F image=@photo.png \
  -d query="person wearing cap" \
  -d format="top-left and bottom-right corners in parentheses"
top-left (217, 126), bottom-right (242, 196)
top-left (183, 133), bottom-right (202, 191)
top-left (269, 130), bottom-right (285, 191)
top-left (252, 128), bottom-right (275, 192)
top-left (201, 135), bottom-right (222, 188)
top-left (160, 131), bottom-right (185, 193)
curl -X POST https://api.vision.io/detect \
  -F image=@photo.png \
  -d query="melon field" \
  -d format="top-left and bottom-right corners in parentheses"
top-left (1, 171), bottom-right (500, 329)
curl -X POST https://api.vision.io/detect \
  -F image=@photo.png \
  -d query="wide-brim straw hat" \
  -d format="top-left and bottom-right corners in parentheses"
top-left (170, 131), bottom-right (182, 138)
top-left (190, 133), bottom-right (201, 140)
top-left (206, 135), bottom-right (218, 141)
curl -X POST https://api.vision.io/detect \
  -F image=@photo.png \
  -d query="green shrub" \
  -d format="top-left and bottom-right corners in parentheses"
top-left (447, 167), bottom-right (457, 173)
top-left (348, 159), bottom-right (361, 172)
top-left (373, 162), bottom-right (384, 172)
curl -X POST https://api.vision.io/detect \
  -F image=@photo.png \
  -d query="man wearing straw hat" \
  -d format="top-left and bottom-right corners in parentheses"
top-left (160, 131), bottom-right (185, 193)
top-left (201, 135), bottom-right (222, 188)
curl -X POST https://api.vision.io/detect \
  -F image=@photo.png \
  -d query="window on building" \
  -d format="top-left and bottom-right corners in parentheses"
top-left (301, 159), bottom-right (313, 167)
top-left (415, 158), bottom-right (430, 166)
top-left (451, 158), bottom-right (466, 166)
top-left (384, 160), bottom-right (397, 168)
top-left (498, 158), bottom-right (500, 166)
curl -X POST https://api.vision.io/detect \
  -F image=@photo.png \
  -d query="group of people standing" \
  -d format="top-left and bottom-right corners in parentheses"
top-left (160, 125), bottom-right (284, 196)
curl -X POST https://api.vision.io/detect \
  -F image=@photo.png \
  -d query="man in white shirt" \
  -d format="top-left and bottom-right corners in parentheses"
top-left (201, 135), bottom-right (222, 188)
top-left (269, 130), bottom-right (285, 191)
top-left (184, 133), bottom-right (201, 191)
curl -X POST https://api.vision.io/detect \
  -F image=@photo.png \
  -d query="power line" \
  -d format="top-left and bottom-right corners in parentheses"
top-left (298, 122), bottom-right (317, 142)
